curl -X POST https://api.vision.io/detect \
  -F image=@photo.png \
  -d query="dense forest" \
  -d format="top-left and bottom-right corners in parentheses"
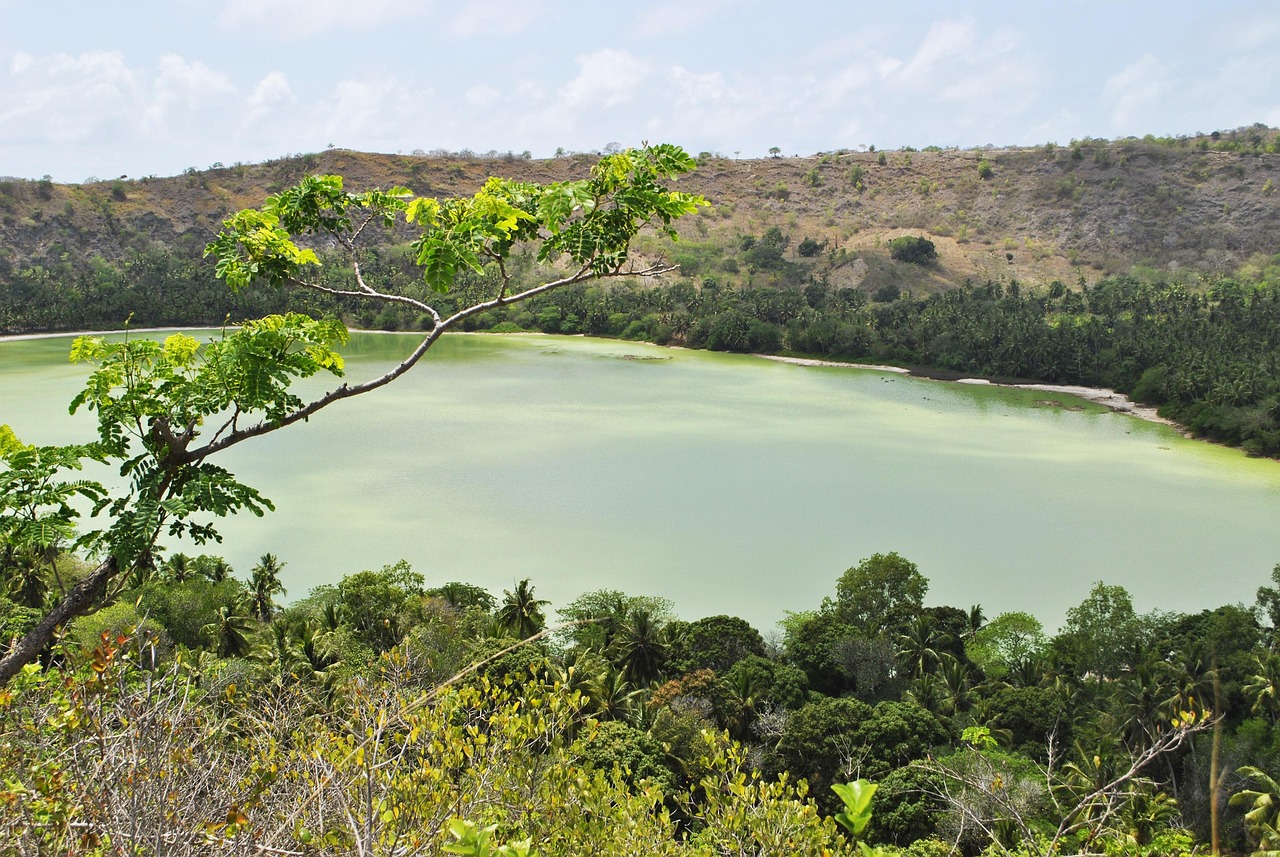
top-left (5, 143), bottom-right (1280, 855)
top-left (4, 548), bottom-right (1280, 855)
top-left (8, 240), bottom-right (1278, 456)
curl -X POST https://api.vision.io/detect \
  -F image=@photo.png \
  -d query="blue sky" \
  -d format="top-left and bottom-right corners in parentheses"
top-left (3, 0), bottom-right (1279, 182)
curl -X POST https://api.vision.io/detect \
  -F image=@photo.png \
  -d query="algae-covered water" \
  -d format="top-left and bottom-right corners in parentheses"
top-left (3, 330), bottom-right (1278, 632)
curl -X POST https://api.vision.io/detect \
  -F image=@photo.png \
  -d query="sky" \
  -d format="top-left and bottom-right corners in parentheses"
top-left (3, 0), bottom-right (1279, 182)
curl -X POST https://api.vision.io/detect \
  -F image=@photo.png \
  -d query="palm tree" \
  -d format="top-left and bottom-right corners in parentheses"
top-left (497, 578), bottom-right (549, 639)
top-left (905, 672), bottom-right (946, 715)
top-left (1245, 652), bottom-right (1280, 722)
top-left (966, 604), bottom-right (986, 642)
top-left (1116, 664), bottom-right (1169, 750)
top-left (612, 608), bottom-right (668, 687)
top-left (898, 614), bottom-right (942, 678)
top-left (163, 552), bottom-right (194, 583)
top-left (201, 604), bottom-right (255, 658)
top-left (938, 654), bottom-right (974, 716)
top-left (2, 545), bottom-right (48, 608)
top-left (248, 553), bottom-right (287, 622)
top-left (1231, 765), bottom-right (1280, 854)
top-left (194, 555), bottom-right (233, 583)
top-left (723, 665), bottom-right (768, 741)
top-left (586, 663), bottom-right (641, 722)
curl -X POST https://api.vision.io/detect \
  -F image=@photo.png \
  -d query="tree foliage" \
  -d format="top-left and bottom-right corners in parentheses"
top-left (887, 235), bottom-right (937, 266)
top-left (0, 144), bottom-right (704, 684)
top-left (833, 552), bottom-right (928, 635)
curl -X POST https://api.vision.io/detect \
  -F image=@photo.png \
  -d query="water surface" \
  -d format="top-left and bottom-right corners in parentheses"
top-left (3, 331), bottom-right (1278, 633)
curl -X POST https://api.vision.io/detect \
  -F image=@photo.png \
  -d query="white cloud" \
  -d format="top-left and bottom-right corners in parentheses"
top-left (217, 0), bottom-right (426, 38)
top-left (249, 71), bottom-right (295, 109)
top-left (466, 85), bottom-right (502, 107)
top-left (559, 49), bottom-right (650, 109)
top-left (0, 50), bottom-right (138, 145)
top-left (631, 0), bottom-right (737, 39)
top-left (669, 67), bottom-right (734, 108)
top-left (142, 54), bottom-right (236, 136)
top-left (1103, 55), bottom-right (1166, 130)
top-left (447, 0), bottom-right (545, 36)
top-left (898, 19), bottom-right (978, 86)
top-left (318, 76), bottom-right (430, 148)
top-left (245, 71), bottom-right (296, 126)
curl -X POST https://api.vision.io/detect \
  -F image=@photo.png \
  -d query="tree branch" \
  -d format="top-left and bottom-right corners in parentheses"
top-left (0, 555), bottom-right (118, 684)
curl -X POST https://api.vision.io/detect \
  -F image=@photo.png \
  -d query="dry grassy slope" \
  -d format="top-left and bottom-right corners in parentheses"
top-left (1, 139), bottom-right (1278, 293)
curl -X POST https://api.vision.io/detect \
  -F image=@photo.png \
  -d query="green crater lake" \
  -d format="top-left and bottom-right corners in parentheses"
top-left (4, 330), bottom-right (1280, 632)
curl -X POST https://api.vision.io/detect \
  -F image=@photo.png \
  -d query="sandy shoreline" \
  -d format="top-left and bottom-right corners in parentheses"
top-left (757, 353), bottom-right (1178, 427)
top-left (0, 326), bottom-right (214, 343)
top-left (0, 328), bottom-right (1177, 429)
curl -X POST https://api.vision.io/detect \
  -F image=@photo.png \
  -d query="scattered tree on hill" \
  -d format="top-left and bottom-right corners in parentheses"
top-left (888, 235), bottom-right (938, 266)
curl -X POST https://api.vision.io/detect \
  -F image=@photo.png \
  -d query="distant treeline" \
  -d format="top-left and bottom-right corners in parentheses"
top-left (5, 245), bottom-right (1280, 456)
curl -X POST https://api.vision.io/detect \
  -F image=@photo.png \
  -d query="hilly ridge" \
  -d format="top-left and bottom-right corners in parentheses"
top-left (1, 126), bottom-right (1279, 313)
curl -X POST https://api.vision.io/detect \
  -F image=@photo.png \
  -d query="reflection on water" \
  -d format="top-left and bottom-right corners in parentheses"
top-left (3, 330), bottom-right (1279, 632)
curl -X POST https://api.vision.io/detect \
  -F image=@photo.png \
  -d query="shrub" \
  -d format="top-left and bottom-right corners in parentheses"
top-left (849, 165), bottom-right (866, 190)
top-left (888, 235), bottom-right (938, 266)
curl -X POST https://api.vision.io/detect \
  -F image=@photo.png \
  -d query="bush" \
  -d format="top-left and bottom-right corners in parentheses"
top-left (888, 235), bottom-right (937, 266)
top-left (874, 283), bottom-right (902, 303)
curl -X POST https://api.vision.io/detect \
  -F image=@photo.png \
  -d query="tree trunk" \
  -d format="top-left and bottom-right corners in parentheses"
top-left (0, 556), bottom-right (118, 684)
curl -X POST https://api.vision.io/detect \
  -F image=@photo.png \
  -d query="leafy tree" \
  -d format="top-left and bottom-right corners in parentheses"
top-left (130, 576), bottom-right (247, 650)
top-left (0, 428), bottom-right (106, 609)
top-left (888, 235), bottom-right (938, 266)
top-left (783, 610), bottom-right (857, 696)
top-left (967, 611), bottom-right (1046, 680)
top-left (0, 143), bottom-right (704, 685)
top-left (743, 226), bottom-right (790, 270)
top-left (833, 551), bottom-right (928, 635)
top-left (775, 697), bottom-right (946, 814)
top-left (666, 614), bottom-right (765, 675)
top-left (336, 561), bottom-right (424, 651)
top-left (571, 719), bottom-right (673, 791)
top-left (556, 588), bottom-right (674, 653)
top-left (979, 685), bottom-right (1070, 759)
top-left (797, 237), bottom-right (822, 257)
top-left (1056, 581), bottom-right (1140, 681)
top-left (724, 654), bottom-right (809, 710)
top-left (1257, 564), bottom-right (1280, 632)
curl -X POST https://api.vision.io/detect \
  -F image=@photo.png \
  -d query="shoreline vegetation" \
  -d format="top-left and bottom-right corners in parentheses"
top-left (757, 353), bottom-right (1178, 427)
top-left (0, 326), bottom-right (1187, 434)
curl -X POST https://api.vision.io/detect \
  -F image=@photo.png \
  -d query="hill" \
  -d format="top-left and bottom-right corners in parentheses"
top-left (1, 125), bottom-right (1279, 310)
